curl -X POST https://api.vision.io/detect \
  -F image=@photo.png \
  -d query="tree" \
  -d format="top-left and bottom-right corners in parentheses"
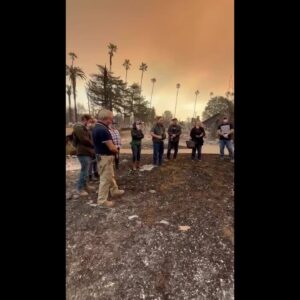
top-left (66, 53), bottom-right (86, 123)
top-left (87, 65), bottom-right (127, 113)
top-left (193, 90), bottom-right (200, 118)
top-left (122, 59), bottom-right (131, 84)
top-left (202, 96), bottom-right (234, 122)
top-left (66, 85), bottom-right (73, 123)
top-left (108, 43), bottom-right (117, 72)
top-left (150, 78), bottom-right (156, 108)
top-left (77, 103), bottom-right (87, 116)
top-left (139, 62), bottom-right (148, 93)
top-left (163, 110), bottom-right (173, 127)
top-left (69, 52), bottom-right (77, 67)
top-left (174, 83), bottom-right (181, 117)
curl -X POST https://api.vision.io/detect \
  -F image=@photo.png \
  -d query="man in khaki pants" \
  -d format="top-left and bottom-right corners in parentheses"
top-left (92, 110), bottom-right (125, 207)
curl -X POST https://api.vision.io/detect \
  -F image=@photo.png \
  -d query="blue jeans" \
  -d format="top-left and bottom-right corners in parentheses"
top-left (89, 157), bottom-right (98, 176)
top-left (132, 143), bottom-right (142, 162)
top-left (77, 156), bottom-right (91, 191)
top-left (219, 140), bottom-right (234, 159)
top-left (153, 142), bottom-right (164, 165)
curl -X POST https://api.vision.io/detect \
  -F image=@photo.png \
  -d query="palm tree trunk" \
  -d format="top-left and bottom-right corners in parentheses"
top-left (193, 94), bottom-right (198, 118)
top-left (68, 94), bottom-right (72, 123)
top-left (174, 89), bottom-right (179, 117)
top-left (87, 95), bottom-right (91, 115)
top-left (150, 82), bottom-right (154, 108)
top-left (72, 79), bottom-right (78, 122)
top-left (140, 71), bottom-right (144, 94)
top-left (125, 69), bottom-right (128, 84)
top-left (109, 55), bottom-right (112, 72)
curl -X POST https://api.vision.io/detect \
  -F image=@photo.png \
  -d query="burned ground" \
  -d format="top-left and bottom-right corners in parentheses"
top-left (66, 154), bottom-right (234, 300)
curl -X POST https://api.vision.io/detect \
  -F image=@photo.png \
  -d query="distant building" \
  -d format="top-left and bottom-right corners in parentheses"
top-left (203, 113), bottom-right (234, 139)
top-left (202, 113), bottom-right (222, 139)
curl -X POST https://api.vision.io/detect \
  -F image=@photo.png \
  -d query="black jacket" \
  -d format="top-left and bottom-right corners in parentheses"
top-left (190, 127), bottom-right (206, 145)
top-left (168, 124), bottom-right (182, 142)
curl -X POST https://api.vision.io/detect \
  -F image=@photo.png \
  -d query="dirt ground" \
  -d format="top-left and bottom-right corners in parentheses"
top-left (66, 154), bottom-right (234, 300)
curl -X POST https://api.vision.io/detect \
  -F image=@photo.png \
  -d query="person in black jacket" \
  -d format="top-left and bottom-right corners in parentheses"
top-left (190, 121), bottom-right (206, 161)
top-left (130, 121), bottom-right (144, 170)
top-left (167, 118), bottom-right (182, 160)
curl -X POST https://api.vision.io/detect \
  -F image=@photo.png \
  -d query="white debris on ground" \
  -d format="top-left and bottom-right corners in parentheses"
top-left (179, 225), bottom-right (191, 231)
top-left (128, 215), bottom-right (139, 220)
top-left (139, 164), bottom-right (156, 171)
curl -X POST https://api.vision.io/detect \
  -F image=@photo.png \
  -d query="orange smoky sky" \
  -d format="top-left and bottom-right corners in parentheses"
top-left (66, 0), bottom-right (234, 120)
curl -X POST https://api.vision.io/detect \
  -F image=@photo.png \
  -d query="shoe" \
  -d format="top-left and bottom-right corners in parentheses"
top-left (230, 159), bottom-right (234, 163)
top-left (94, 172), bottom-right (99, 178)
top-left (136, 161), bottom-right (140, 169)
top-left (220, 157), bottom-right (224, 160)
top-left (78, 190), bottom-right (89, 196)
top-left (84, 185), bottom-right (96, 192)
top-left (89, 175), bottom-right (92, 181)
top-left (98, 200), bottom-right (115, 208)
top-left (111, 190), bottom-right (125, 198)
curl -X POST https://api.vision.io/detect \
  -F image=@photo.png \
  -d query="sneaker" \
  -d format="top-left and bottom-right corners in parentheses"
top-left (220, 157), bottom-right (224, 160)
top-left (230, 159), bottom-right (235, 163)
top-left (79, 190), bottom-right (89, 196)
top-left (111, 190), bottom-right (125, 198)
top-left (98, 200), bottom-right (115, 208)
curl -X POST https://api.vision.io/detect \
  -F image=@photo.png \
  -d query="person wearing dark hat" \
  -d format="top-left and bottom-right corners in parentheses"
top-left (130, 121), bottom-right (144, 170)
top-left (167, 118), bottom-right (182, 160)
top-left (217, 117), bottom-right (234, 162)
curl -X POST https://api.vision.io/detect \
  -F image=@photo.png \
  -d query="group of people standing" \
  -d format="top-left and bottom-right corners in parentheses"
top-left (71, 109), bottom-right (234, 208)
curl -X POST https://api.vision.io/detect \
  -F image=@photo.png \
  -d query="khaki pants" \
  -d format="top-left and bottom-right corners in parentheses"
top-left (97, 156), bottom-right (119, 204)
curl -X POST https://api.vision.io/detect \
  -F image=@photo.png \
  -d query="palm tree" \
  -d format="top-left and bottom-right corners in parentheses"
top-left (210, 92), bottom-right (214, 99)
top-left (150, 78), bottom-right (156, 108)
top-left (225, 91), bottom-right (231, 99)
top-left (66, 85), bottom-right (73, 123)
top-left (174, 83), bottom-right (180, 117)
top-left (69, 52), bottom-right (77, 67)
top-left (122, 59), bottom-right (131, 84)
top-left (193, 90), bottom-right (200, 118)
top-left (66, 65), bottom-right (86, 122)
top-left (108, 43), bottom-right (117, 72)
top-left (139, 62), bottom-right (148, 93)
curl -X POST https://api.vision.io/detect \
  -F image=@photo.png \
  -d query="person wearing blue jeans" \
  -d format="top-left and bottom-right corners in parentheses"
top-left (217, 117), bottom-right (234, 162)
top-left (151, 116), bottom-right (166, 166)
top-left (77, 155), bottom-right (91, 191)
top-left (153, 141), bottom-right (164, 165)
top-left (73, 114), bottom-right (95, 196)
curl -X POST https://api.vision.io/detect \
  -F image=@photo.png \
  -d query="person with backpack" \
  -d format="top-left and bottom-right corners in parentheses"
top-left (190, 121), bottom-right (206, 161)
top-left (72, 114), bottom-right (95, 196)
